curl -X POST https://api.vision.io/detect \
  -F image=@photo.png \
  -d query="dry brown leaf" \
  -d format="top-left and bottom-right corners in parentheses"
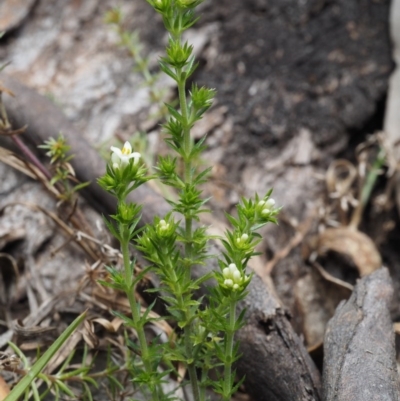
top-left (326, 159), bottom-right (357, 197)
top-left (315, 227), bottom-right (381, 276)
top-left (0, 227), bottom-right (25, 250)
top-left (294, 266), bottom-right (352, 348)
top-left (82, 320), bottom-right (99, 348)
top-left (312, 261), bottom-right (354, 291)
top-left (14, 322), bottom-right (56, 350)
top-left (13, 323), bottom-right (56, 340)
top-left (0, 147), bottom-right (37, 179)
top-left (43, 330), bottom-right (82, 374)
top-left (92, 317), bottom-right (124, 333)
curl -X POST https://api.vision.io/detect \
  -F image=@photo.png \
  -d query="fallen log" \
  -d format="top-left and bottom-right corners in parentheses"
top-left (238, 276), bottom-right (322, 401)
top-left (1, 73), bottom-right (322, 401)
top-left (323, 268), bottom-right (400, 401)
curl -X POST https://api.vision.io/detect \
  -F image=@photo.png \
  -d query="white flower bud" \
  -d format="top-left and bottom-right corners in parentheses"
top-left (224, 279), bottom-right (233, 287)
top-left (229, 263), bottom-right (237, 274)
top-left (158, 219), bottom-right (170, 232)
top-left (237, 233), bottom-right (249, 245)
top-left (241, 233), bottom-right (249, 242)
top-left (233, 284), bottom-right (239, 290)
top-left (222, 267), bottom-right (231, 279)
top-left (258, 200), bottom-right (266, 207)
top-left (265, 198), bottom-right (275, 208)
top-left (261, 208), bottom-right (270, 216)
top-left (232, 270), bottom-right (241, 282)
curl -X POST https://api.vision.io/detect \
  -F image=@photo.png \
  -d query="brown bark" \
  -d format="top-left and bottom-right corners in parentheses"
top-left (238, 276), bottom-right (322, 401)
top-left (323, 268), bottom-right (400, 401)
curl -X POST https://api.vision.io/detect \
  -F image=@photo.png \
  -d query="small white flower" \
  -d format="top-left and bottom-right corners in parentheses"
top-left (233, 284), bottom-right (239, 290)
top-left (110, 141), bottom-right (141, 169)
top-left (258, 200), bottom-right (266, 207)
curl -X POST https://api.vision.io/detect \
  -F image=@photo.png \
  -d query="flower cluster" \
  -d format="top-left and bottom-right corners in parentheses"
top-left (158, 219), bottom-right (170, 231)
top-left (236, 233), bottom-right (249, 248)
top-left (222, 263), bottom-right (248, 291)
top-left (259, 198), bottom-right (276, 216)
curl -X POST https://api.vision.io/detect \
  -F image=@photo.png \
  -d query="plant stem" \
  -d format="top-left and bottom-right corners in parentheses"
top-left (185, 325), bottom-right (202, 401)
top-left (223, 300), bottom-right (237, 401)
top-left (177, 73), bottom-right (194, 277)
top-left (121, 231), bottom-right (160, 401)
top-left (178, 78), bottom-right (191, 184)
top-left (12, 135), bottom-right (52, 181)
top-left (177, 62), bottom-right (202, 401)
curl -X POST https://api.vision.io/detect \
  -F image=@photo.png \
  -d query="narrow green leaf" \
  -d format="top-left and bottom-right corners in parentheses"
top-left (159, 60), bottom-right (177, 80)
top-left (82, 382), bottom-right (94, 401)
top-left (56, 379), bottom-right (75, 397)
top-left (30, 381), bottom-right (40, 401)
top-left (165, 103), bottom-right (183, 123)
top-left (4, 312), bottom-right (86, 401)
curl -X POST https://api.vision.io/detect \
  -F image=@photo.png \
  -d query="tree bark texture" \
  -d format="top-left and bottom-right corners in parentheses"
top-left (323, 268), bottom-right (400, 401)
top-left (238, 276), bottom-right (322, 401)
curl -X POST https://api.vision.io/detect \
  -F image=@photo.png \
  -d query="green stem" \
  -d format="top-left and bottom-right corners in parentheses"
top-left (177, 58), bottom-right (201, 401)
top-left (200, 354), bottom-right (210, 401)
top-left (185, 326), bottom-right (202, 401)
top-left (223, 301), bottom-right (237, 401)
top-left (177, 74), bottom-right (193, 277)
top-left (163, 252), bottom-right (201, 401)
top-left (121, 230), bottom-right (160, 401)
top-left (177, 76), bottom-right (192, 183)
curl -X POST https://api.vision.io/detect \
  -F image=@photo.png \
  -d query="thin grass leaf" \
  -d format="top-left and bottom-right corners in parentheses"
top-left (82, 381), bottom-right (94, 401)
top-left (31, 380), bottom-right (40, 401)
top-left (4, 312), bottom-right (86, 401)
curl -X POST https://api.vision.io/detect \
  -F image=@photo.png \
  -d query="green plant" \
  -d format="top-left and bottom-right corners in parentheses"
top-left (3, 313), bottom-right (87, 401)
top-left (38, 134), bottom-right (90, 204)
top-left (98, 1), bottom-right (279, 400)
